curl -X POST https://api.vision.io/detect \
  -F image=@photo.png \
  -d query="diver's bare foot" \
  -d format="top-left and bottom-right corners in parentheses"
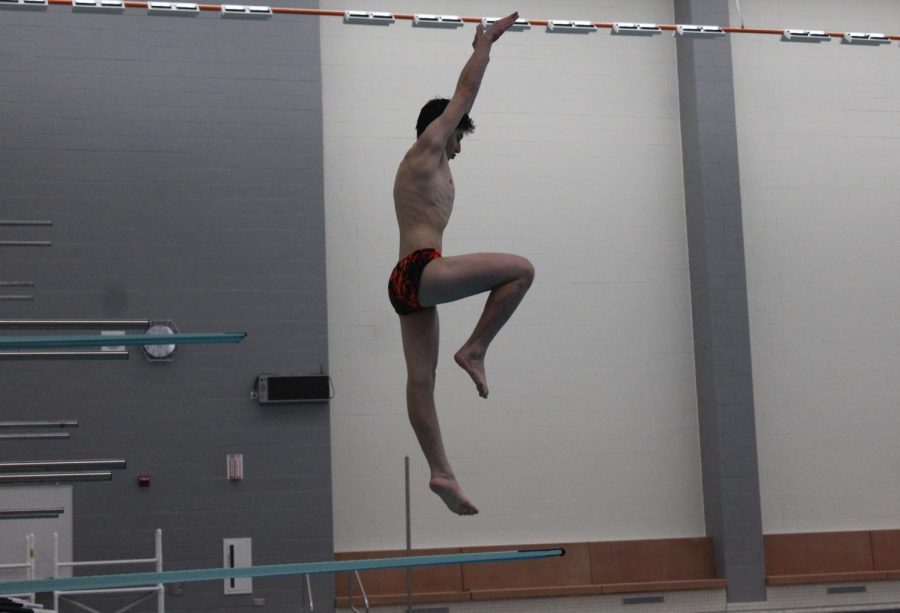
top-left (454, 347), bottom-right (488, 398)
top-left (430, 476), bottom-right (479, 515)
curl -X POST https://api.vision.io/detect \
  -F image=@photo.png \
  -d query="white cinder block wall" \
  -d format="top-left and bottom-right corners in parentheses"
top-left (321, 0), bottom-right (703, 552)
top-left (731, 1), bottom-right (900, 533)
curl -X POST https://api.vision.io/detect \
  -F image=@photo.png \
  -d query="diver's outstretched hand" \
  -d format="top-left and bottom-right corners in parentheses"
top-left (473, 11), bottom-right (519, 48)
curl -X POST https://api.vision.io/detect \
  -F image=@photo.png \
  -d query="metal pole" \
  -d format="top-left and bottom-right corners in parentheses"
top-left (0, 459), bottom-right (126, 473)
top-left (0, 421), bottom-right (78, 429)
top-left (405, 456), bottom-right (411, 613)
top-left (0, 472), bottom-right (112, 484)
top-left (0, 433), bottom-right (71, 440)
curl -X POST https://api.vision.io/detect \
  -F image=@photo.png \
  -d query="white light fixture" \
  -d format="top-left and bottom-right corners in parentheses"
top-left (676, 24), bottom-right (725, 37)
top-left (843, 32), bottom-right (891, 45)
top-left (0, 0), bottom-right (48, 11)
top-left (482, 16), bottom-right (530, 31)
top-left (783, 29), bottom-right (830, 42)
top-left (547, 20), bottom-right (596, 33)
top-left (147, 1), bottom-right (199, 15)
top-left (413, 14), bottom-right (463, 28)
top-left (344, 10), bottom-right (394, 25)
top-left (613, 22), bottom-right (662, 35)
top-left (221, 4), bottom-right (271, 19)
top-left (72, 0), bottom-right (124, 13)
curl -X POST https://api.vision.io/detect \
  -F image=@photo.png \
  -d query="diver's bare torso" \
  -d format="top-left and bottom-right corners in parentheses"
top-left (394, 150), bottom-right (454, 257)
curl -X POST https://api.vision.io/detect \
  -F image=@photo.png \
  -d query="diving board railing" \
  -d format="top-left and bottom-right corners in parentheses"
top-left (53, 529), bottom-right (164, 613)
top-left (347, 569), bottom-right (368, 613)
top-left (0, 548), bottom-right (565, 598)
top-left (302, 572), bottom-right (316, 612)
top-left (0, 534), bottom-right (35, 604)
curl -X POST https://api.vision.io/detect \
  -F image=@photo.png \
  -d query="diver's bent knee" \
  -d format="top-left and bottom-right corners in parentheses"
top-left (518, 256), bottom-right (535, 286)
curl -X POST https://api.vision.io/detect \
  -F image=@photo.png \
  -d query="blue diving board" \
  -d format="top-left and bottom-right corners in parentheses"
top-left (0, 332), bottom-right (246, 350)
top-left (0, 548), bottom-right (564, 594)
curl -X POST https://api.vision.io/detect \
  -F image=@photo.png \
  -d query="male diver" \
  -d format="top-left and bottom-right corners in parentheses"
top-left (388, 12), bottom-right (535, 515)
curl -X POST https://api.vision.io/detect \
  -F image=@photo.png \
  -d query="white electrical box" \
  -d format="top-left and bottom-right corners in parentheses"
top-left (223, 538), bottom-right (252, 594)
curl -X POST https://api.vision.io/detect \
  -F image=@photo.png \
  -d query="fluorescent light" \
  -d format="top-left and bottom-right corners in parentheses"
top-left (783, 29), bottom-right (830, 42)
top-left (413, 14), bottom-right (463, 28)
top-left (0, 0), bottom-right (48, 11)
top-left (547, 20), bottom-right (596, 33)
top-left (148, 1), bottom-right (199, 15)
top-left (843, 32), bottom-right (891, 45)
top-left (344, 10), bottom-right (394, 25)
top-left (613, 22), bottom-right (662, 35)
top-left (483, 16), bottom-right (530, 30)
top-left (72, 0), bottom-right (125, 13)
top-left (676, 24), bottom-right (725, 37)
top-left (221, 4), bottom-right (272, 19)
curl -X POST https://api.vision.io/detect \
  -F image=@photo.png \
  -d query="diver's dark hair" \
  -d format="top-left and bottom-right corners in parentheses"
top-left (416, 98), bottom-right (475, 138)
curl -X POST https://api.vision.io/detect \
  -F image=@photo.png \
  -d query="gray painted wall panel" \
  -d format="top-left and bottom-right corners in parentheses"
top-left (0, 2), bottom-right (333, 611)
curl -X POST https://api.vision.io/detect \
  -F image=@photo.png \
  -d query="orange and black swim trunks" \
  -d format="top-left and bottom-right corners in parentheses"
top-left (388, 248), bottom-right (442, 315)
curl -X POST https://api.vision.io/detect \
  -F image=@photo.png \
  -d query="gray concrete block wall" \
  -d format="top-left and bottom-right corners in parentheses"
top-left (0, 3), bottom-right (333, 612)
top-left (674, 0), bottom-right (766, 603)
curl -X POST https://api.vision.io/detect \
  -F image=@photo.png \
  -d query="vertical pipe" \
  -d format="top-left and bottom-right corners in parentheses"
top-left (53, 532), bottom-right (60, 611)
top-left (155, 529), bottom-right (162, 572)
top-left (156, 529), bottom-right (164, 613)
top-left (734, 0), bottom-right (745, 28)
top-left (405, 456), bottom-right (411, 613)
top-left (27, 534), bottom-right (35, 580)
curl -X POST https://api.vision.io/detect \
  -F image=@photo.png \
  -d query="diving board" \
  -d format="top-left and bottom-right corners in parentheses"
top-left (0, 332), bottom-right (246, 350)
top-left (0, 549), bottom-right (564, 594)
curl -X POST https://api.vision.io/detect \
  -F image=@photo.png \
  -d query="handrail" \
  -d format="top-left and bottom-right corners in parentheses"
top-left (0, 421), bottom-right (77, 429)
top-left (0, 460), bottom-right (126, 473)
top-left (0, 472), bottom-right (112, 485)
top-left (53, 529), bottom-right (164, 613)
top-left (0, 509), bottom-right (63, 520)
top-left (301, 574), bottom-right (314, 612)
top-left (348, 570), bottom-right (369, 613)
top-left (0, 433), bottom-right (71, 441)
